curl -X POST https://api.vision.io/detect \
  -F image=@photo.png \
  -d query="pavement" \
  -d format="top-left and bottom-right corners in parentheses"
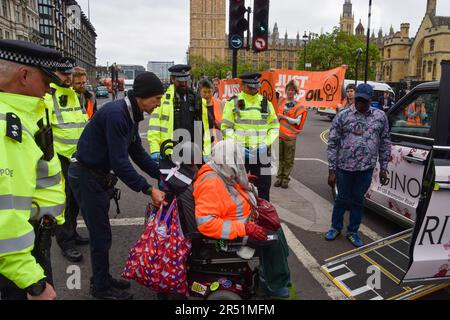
top-left (46, 97), bottom-right (449, 300)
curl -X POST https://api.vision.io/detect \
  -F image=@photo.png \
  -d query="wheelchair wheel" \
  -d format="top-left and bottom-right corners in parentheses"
top-left (207, 290), bottom-right (242, 300)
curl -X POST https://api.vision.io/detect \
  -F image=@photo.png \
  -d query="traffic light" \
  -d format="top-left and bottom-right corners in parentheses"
top-left (252, 0), bottom-right (270, 52)
top-left (229, 0), bottom-right (248, 50)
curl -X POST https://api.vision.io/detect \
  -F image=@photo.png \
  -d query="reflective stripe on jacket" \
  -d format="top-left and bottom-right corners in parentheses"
top-left (0, 93), bottom-right (48, 288)
top-left (221, 92), bottom-right (279, 148)
top-left (45, 83), bottom-right (88, 158)
top-left (276, 98), bottom-right (308, 141)
top-left (193, 165), bottom-right (251, 240)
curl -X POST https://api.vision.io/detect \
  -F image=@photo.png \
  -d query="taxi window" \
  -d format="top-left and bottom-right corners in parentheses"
top-left (389, 92), bottom-right (438, 138)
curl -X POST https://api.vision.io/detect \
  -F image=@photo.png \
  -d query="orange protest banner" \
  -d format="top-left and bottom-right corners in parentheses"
top-left (218, 67), bottom-right (346, 109)
top-left (218, 78), bottom-right (242, 101)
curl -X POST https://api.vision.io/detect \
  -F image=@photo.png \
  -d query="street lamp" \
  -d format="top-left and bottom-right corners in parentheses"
top-left (302, 31), bottom-right (309, 70)
top-left (355, 48), bottom-right (363, 86)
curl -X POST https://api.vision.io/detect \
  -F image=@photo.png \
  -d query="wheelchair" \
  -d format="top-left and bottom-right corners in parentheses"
top-left (156, 140), bottom-right (279, 300)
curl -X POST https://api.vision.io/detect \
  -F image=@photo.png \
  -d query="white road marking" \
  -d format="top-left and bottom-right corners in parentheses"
top-left (77, 217), bottom-right (145, 228)
top-left (282, 223), bottom-right (348, 300)
top-left (295, 158), bottom-right (329, 166)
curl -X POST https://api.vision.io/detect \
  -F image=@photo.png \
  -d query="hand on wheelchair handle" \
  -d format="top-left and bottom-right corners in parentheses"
top-left (245, 222), bottom-right (267, 241)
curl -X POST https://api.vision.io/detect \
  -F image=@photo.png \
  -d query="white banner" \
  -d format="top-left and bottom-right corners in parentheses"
top-left (366, 146), bottom-right (429, 221)
top-left (403, 190), bottom-right (450, 281)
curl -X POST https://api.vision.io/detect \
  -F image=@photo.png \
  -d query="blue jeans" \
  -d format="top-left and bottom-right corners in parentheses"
top-left (68, 162), bottom-right (113, 290)
top-left (331, 168), bottom-right (374, 235)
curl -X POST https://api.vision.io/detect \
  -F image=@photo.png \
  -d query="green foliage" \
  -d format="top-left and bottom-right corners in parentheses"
top-left (298, 27), bottom-right (380, 80)
top-left (190, 54), bottom-right (268, 80)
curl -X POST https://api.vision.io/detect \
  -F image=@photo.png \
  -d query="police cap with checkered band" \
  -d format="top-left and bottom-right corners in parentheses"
top-left (0, 39), bottom-right (63, 83)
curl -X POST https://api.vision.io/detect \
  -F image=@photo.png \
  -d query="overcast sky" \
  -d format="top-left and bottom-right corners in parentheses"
top-left (76, 0), bottom-right (450, 68)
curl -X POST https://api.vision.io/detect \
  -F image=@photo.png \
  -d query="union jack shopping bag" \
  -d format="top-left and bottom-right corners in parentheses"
top-left (121, 199), bottom-right (192, 295)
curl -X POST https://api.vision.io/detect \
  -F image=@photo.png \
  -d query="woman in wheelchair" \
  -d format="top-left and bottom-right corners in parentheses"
top-left (193, 140), bottom-right (294, 299)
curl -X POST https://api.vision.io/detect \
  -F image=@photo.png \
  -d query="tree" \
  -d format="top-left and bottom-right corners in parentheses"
top-left (190, 54), bottom-right (267, 80)
top-left (299, 27), bottom-right (380, 80)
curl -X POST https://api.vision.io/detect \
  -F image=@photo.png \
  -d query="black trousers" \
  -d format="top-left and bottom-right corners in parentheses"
top-left (0, 223), bottom-right (54, 300)
top-left (68, 162), bottom-right (113, 290)
top-left (245, 156), bottom-right (272, 202)
top-left (55, 155), bottom-right (81, 250)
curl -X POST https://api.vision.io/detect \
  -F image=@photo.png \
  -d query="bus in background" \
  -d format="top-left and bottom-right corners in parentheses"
top-left (117, 78), bottom-right (124, 91)
top-left (317, 79), bottom-right (395, 120)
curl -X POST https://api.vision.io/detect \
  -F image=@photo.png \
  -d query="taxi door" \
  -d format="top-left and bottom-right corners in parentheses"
top-left (403, 61), bottom-right (450, 283)
top-left (365, 85), bottom-right (439, 224)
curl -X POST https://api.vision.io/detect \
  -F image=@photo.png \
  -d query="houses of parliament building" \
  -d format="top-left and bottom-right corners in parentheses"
top-left (190, 0), bottom-right (450, 82)
top-left (189, 0), bottom-right (303, 71)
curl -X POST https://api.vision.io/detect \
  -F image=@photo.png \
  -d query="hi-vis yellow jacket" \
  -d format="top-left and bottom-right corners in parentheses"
top-left (0, 92), bottom-right (65, 289)
top-left (221, 92), bottom-right (279, 148)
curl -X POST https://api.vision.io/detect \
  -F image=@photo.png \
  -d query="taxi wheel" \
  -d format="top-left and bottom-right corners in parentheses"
top-left (207, 290), bottom-right (242, 300)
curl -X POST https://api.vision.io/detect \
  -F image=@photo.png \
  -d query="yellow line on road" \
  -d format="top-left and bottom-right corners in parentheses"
top-left (320, 129), bottom-right (329, 145)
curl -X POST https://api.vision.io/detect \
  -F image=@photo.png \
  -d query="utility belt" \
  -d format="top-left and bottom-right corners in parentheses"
top-left (72, 158), bottom-right (122, 216)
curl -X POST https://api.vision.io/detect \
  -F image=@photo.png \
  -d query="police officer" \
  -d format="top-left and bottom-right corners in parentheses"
top-left (68, 72), bottom-right (166, 300)
top-left (45, 58), bottom-right (89, 263)
top-left (221, 72), bottom-right (279, 201)
top-left (0, 40), bottom-right (66, 300)
top-left (148, 64), bottom-right (211, 161)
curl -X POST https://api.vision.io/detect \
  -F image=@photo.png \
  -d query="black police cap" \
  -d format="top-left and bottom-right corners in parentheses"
top-left (239, 72), bottom-right (262, 88)
top-left (56, 57), bottom-right (76, 74)
top-left (0, 40), bottom-right (63, 83)
top-left (0, 40), bottom-right (63, 69)
top-left (169, 64), bottom-right (192, 81)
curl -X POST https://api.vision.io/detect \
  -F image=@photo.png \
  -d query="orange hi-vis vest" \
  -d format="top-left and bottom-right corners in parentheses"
top-left (405, 102), bottom-right (424, 126)
top-left (86, 98), bottom-right (94, 120)
top-left (208, 98), bottom-right (224, 145)
top-left (193, 165), bottom-right (252, 240)
top-left (277, 98), bottom-right (307, 141)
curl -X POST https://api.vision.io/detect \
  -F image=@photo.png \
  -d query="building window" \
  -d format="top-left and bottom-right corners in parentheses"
top-left (0, 29), bottom-right (2, 39)
top-left (428, 61), bottom-right (432, 73)
top-left (432, 59), bottom-right (437, 80)
top-left (430, 39), bottom-right (435, 52)
top-left (5, 31), bottom-right (10, 39)
top-left (387, 48), bottom-right (391, 59)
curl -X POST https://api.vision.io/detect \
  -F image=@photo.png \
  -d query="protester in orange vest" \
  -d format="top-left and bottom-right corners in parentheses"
top-left (193, 140), bottom-right (265, 240)
top-left (274, 80), bottom-right (308, 189)
top-left (199, 79), bottom-right (224, 145)
top-left (405, 100), bottom-right (427, 126)
top-left (72, 66), bottom-right (97, 119)
top-left (193, 139), bottom-right (294, 299)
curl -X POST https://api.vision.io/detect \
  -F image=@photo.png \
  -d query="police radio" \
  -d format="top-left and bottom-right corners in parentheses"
top-left (34, 109), bottom-right (54, 161)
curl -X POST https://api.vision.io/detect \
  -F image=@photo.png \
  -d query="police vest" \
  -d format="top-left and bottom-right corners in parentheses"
top-left (277, 98), bottom-right (307, 141)
top-left (221, 92), bottom-right (279, 148)
top-left (0, 92), bottom-right (65, 289)
top-left (147, 84), bottom-right (211, 156)
top-left (46, 83), bottom-right (88, 159)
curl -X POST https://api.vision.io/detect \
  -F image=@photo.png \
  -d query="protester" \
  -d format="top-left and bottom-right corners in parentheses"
top-left (193, 140), bottom-right (294, 299)
top-left (337, 83), bottom-right (356, 114)
top-left (68, 72), bottom-right (166, 300)
top-left (275, 80), bottom-right (307, 189)
top-left (199, 79), bottom-right (224, 147)
top-left (212, 77), bottom-right (220, 99)
top-left (72, 66), bottom-right (97, 119)
top-left (325, 84), bottom-right (391, 247)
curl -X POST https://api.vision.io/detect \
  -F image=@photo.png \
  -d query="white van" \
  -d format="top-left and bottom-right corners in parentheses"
top-left (124, 79), bottom-right (134, 96)
top-left (317, 79), bottom-right (395, 119)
